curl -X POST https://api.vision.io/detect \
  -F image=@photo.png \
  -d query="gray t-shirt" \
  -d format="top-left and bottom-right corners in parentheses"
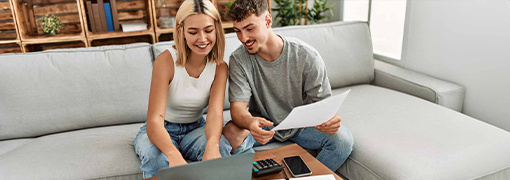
top-left (229, 35), bottom-right (332, 142)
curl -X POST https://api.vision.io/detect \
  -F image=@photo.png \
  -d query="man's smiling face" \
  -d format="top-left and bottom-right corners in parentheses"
top-left (233, 12), bottom-right (271, 55)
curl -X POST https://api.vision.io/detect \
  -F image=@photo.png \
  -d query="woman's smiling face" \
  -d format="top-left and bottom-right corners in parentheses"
top-left (182, 14), bottom-right (216, 57)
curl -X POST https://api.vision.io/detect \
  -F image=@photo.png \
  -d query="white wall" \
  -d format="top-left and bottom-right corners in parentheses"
top-left (401, 0), bottom-right (510, 132)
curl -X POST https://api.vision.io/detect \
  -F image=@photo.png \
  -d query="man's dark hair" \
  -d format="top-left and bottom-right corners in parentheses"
top-left (227, 0), bottom-right (269, 22)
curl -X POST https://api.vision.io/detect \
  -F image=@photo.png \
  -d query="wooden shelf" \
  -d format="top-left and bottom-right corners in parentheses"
top-left (157, 27), bottom-right (174, 34)
top-left (150, 0), bottom-right (238, 42)
top-left (20, 33), bottom-right (86, 44)
top-left (0, 0), bottom-right (267, 54)
top-left (88, 29), bottom-right (153, 40)
top-left (0, 39), bottom-right (18, 45)
top-left (80, 0), bottom-right (155, 46)
top-left (11, 0), bottom-right (87, 45)
top-left (0, 40), bottom-right (22, 53)
top-left (151, 0), bottom-right (177, 42)
top-left (0, 0), bottom-right (20, 42)
top-left (23, 40), bottom-right (86, 52)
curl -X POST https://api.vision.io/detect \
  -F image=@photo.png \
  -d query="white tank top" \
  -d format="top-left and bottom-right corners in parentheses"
top-left (165, 49), bottom-right (216, 123)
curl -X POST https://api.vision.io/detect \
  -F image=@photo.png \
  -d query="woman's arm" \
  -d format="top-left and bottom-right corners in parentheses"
top-left (146, 50), bottom-right (187, 167)
top-left (202, 62), bottom-right (228, 160)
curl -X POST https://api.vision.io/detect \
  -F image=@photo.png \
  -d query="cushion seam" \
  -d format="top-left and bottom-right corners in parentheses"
top-left (0, 139), bottom-right (36, 157)
top-left (468, 165), bottom-right (510, 180)
top-left (439, 87), bottom-right (464, 96)
top-left (83, 172), bottom-right (142, 180)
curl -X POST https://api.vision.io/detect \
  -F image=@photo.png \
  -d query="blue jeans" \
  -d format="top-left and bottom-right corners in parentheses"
top-left (134, 117), bottom-right (232, 179)
top-left (235, 126), bottom-right (354, 172)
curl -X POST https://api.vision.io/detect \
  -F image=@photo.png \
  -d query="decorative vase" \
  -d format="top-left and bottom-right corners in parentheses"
top-left (159, 16), bottom-right (175, 28)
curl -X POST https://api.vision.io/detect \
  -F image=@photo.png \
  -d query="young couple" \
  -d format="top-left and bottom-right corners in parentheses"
top-left (133, 0), bottom-right (354, 179)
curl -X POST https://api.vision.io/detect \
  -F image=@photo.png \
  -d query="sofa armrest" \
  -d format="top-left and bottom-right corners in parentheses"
top-left (373, 60), bottom-right (465, 112)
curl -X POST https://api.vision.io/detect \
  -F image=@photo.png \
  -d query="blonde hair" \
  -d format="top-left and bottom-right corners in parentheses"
top-left (173, 0), bottom-right (225, 66)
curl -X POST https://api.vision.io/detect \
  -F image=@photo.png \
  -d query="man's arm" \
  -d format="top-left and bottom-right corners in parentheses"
top-left (228, 54), bottom-right (274, 145)
top-left (230, 101), bottom-right (254, 129)
top-left (230, 101), bottom-right (274, 145)
top-left (302, 51), bottom-right (341, 134)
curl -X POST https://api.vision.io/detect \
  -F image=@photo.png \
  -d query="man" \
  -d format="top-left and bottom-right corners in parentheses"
top-left (222, 0), bottom-right (354, 171)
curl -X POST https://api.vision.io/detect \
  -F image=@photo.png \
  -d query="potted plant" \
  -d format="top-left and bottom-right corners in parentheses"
top-left (307, 0), bottom-right (334, 24)
top-left (272, 0), bottom-right (334, 27)
top-left (38, 14), bottom-right (65, 35)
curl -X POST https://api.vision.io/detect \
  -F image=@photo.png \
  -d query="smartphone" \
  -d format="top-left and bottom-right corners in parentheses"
top-left (282, 155), bottom-right (312, 177)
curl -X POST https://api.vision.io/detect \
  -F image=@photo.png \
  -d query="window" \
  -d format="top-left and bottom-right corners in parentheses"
top-left (343, 0), bottom-right (408, 60)
top-left (343, 0), bottom-right (370, 22)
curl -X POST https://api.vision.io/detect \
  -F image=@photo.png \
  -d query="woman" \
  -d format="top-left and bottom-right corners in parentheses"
top-left (133, 0), bottom-right (230, 179)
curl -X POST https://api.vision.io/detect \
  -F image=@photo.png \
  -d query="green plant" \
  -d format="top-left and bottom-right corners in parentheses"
top-left (307, 0), bottom-right (334, 24)
top-left (38, 14), bottom-right (65, 35)
top-left (227, 1), bottom-right (235, 10)
top-left (272, 0), bottom-right (305, 26)
top-left (272, 0), bottom-right (334, 27)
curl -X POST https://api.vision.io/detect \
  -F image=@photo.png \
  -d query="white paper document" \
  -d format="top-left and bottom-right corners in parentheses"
top-left (272, 90), bottom-right (350, 131)
top-left (273, 174), bottom-right (336, 180)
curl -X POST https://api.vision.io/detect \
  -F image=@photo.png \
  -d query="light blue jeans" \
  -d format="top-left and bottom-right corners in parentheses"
top-left (234, 126), bottom-right (354, 172)
top-left (134, 117), bottom-right (232, 179)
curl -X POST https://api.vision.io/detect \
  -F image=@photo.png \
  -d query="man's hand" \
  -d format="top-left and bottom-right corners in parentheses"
top-left (202, 143), bottom-right (222, 161)
top-left (166, 151), bottom-right (187, 167)
top-left (315, 115), bottom-right (342, 134)
top-left (249, 117), bottom-right (275, 145)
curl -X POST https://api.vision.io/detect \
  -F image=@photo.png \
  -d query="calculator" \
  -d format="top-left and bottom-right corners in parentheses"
top-left (252, 158), bottom-right (285, 177)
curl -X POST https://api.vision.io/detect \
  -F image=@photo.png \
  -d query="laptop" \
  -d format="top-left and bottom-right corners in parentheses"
top-left (158, 153), bottom-right (254, 180)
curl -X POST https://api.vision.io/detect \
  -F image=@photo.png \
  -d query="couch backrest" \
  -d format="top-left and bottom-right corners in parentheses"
top-left (0, 43), bottom-right (153, 140)
top-left (152, 21), bottom-right (374, 111)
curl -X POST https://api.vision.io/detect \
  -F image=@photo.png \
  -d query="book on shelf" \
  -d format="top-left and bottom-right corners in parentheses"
top-left (109, 0), bottom-right (120, 31)
top-left (85, 1), bottom-right (97, 32)
top-left (121, 22), bottom-right (148, 32)
top-left (91, 4), bottom-right (102, 33)
top-left (104, 2), bottom-right (114, 32)
top-left (97, 0), bottom-right (108, 32)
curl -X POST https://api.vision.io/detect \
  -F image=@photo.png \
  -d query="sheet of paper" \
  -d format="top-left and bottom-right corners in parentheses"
top-left (273, 174), bottom-right (336, 180)
top-left (272, 90), bottom-right (350, 131)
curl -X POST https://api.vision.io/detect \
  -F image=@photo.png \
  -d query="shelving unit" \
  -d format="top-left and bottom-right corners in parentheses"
top-left (79, 0), bottom-right (155, 46)
top-left (150, 0), bottom-right (178, 42)
top-left (11, 0), bottom-right (88, 52)
top-left (0, 0), bottom-right (22, 53)
top-left (0, 0), bottom-right (270, 54)
top-left (150, 0), bottom-right (239, 42)
top-left (0, 41), bottom-right (22, 53)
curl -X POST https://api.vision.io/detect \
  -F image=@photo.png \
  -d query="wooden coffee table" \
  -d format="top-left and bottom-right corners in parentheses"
top-left (252, 143), bottom-right (343, 180)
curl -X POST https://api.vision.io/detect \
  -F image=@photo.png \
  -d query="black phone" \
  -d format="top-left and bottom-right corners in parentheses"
top-left (282, 155), bottom-right (312, 177)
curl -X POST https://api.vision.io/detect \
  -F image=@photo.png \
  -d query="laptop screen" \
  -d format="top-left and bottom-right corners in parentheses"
top-left (158, 153), bottom-right (254, 180)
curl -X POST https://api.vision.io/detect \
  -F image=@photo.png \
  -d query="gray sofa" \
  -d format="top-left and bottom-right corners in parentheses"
top-left (1, 21), bottom-right (509, 180)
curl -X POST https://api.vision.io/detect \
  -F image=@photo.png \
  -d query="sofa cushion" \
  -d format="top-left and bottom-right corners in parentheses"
top-left (335, 85), bottom-right (510, 180)
top-left (0, 138), bottom-right (34, 155)
top-left (0, 43), bottom-right (153, 140)
top-left (0, 124), bottom-right (144, 180)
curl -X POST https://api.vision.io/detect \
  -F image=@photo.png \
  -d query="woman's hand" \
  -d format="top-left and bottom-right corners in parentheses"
top-left (202, 143), bottom-right (222, 161)
top-left (166, 151), bottom-right (187, 167)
